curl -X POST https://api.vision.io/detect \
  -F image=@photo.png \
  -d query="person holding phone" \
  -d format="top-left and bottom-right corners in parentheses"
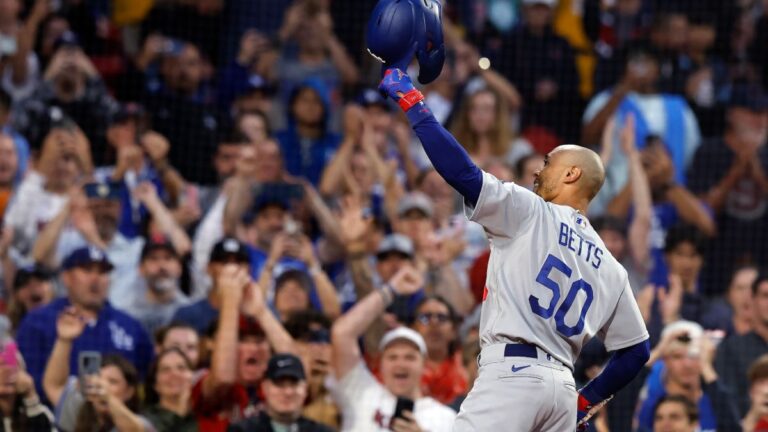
top-left (331, 265), bottom-right (456, 432)
top-left (20, 247), bottom-right (153, 400)
top-left (581, 43), bottom-right (702, 215)
top-left (0, 338), bottom-right (54, 431)
top-left (42, 306), bottom-right (152, 432)
top-left (634, 320), bottom-right (741, 432)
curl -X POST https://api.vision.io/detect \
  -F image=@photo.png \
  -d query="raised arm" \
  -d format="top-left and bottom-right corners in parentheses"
top-left (241, 281), bottom-right (297, 354)
top-left (621, 116), bottom-right (653, 269)
top-left (379, 69), bottom-right (483, 206)
top-left (331, 265), bottom-right (423, 380)
top-left (133, 182), bottom-right (192, 256)
top-left (296, 235), bottom-right (340, 319)
top-left (201, 265), bottom-right (247, 399)
top-left (43, 307), bottom-right (86, 406)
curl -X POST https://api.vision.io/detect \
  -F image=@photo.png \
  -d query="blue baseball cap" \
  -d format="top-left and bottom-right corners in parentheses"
top-left (729, 83), bottom-right (768, 112)
top-left (356, 88), bottom-right (392, 111)
top-left (62, 246), bottom-right (114, 272)
top-left (83, 181), bottom-right (123, 200)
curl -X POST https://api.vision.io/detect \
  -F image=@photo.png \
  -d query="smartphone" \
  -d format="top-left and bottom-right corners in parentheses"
top-left (391, 397), bottom-right (415, 425)
top-left (0, 35), bottom-right (17, 56)
top-left (78, 351), bottom-right (101, 380)
top-left (0, 340), bottom-right (18, 370)
top-left (284, 217), bottom-right (301, 236)
top-left (181, 184), bottom-right (200, 210)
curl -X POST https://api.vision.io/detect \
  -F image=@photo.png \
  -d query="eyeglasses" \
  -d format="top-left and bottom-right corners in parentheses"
top-left (416, 312), bottom-right (451, 325)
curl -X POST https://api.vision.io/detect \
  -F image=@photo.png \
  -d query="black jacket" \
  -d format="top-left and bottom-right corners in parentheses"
top-left (227, 411), bottom-right (334, 432)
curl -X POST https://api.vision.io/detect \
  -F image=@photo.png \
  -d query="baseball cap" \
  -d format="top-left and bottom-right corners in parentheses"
top-left (379, 327), bottom-right (427, 355)
top-left (54, 31), bottom-right (81, 51)
top-left (110, 102), bottom-right (144, 125)
top-left (522, 0), bottom-right (556, 6)
top-left (244, 74), bottom-right (274, 95)
top-left (397, 192), bottom-right (434, 218)
top-left (661, 320), bottom-right (703, 341)
top-left (729, 83), bottom-right (768, 112)
top-left (265, 353), bottom-right (306, 381)
top-left (140, 237), bottom-right (178, 261)
top-left (356, 88), bottom-right (391, 111)
top-left (209, 237), bottom-right (250, 264)
top-left (376, 234), bottom-right (415, 259)
top-left (83, 181), bottom-right (123, 200)
top-left (62, 246), bottom-right (114, 272)
top-left (13, 265), bottom-right (54, 291)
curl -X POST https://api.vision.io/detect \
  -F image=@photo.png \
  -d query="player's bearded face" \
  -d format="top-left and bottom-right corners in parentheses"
top-left (532, 161), bottom-right (560, 201)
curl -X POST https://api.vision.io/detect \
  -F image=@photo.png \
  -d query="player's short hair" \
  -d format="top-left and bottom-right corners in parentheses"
top-left (748, 354), bottom-right (768, 386)
top-left (663, 224), bottom-right (707, 256)
top-left (653, 394), bottom-right (698, 425)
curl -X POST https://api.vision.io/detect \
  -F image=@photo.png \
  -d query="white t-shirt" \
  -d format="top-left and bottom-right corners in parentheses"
top-left (3, 171), bottom-right (68, 262)
top-left (331, 362), bottom-right (456, 432)
top-left (466, 172), bottom-right (649, 369)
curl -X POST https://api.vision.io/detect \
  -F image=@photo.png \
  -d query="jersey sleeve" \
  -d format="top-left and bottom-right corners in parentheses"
top-left (598, 280), bottom-right (649, 351)
top-left (464, 171), bottom-right (543, 240)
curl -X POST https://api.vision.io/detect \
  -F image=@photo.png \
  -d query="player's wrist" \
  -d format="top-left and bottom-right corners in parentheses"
top-left (578, 388), bottom-right (601, 409)
top-left (397, 89), bottom-right (425, 112)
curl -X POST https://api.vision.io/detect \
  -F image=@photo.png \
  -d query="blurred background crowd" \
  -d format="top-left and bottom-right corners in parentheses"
top-left (0, 0), bottom-right (766, 431)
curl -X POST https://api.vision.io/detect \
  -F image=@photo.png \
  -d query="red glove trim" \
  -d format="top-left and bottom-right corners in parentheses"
top-left (577, 393), bottom-right (592, 412)
top-left (398, 89), bottom-right (425, 111)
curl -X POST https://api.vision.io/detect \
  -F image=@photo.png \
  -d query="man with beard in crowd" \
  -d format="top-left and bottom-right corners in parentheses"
top-left (125, 238), bottom-right (189, 334)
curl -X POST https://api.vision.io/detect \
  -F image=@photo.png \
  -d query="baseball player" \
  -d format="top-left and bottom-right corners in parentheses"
top-left (378, 68), bottom-right (651, 431)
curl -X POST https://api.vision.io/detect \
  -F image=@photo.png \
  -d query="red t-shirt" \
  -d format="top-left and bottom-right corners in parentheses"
top-left (755, 417), bottom-right (768, 432)
top-left (420, 352), bottom-right (468, 405)
top-left (191, 370), bottom-right (262, 432)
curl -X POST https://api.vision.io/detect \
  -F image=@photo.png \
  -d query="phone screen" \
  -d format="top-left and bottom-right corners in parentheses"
top-left (0, 341), bottom-right (18, 369)
top-left (391, 397), bottom-right (415, 424)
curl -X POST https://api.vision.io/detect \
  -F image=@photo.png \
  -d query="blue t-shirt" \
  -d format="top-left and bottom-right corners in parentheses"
top-left (637, 385), bottom-right (717, 432)
top-left (16, 298), bottom-right (154, 401)
top-left (648, 203), bottom-right (680, 286)
top-left (170, 299), bottom-right (219, 335)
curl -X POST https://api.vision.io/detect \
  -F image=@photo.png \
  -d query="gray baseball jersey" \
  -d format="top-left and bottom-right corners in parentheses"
top-left (466, 172), bottom-right (649, 370)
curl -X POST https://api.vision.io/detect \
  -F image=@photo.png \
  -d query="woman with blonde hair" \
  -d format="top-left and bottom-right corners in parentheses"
top-left (449, 88), bottom-right (532, 168)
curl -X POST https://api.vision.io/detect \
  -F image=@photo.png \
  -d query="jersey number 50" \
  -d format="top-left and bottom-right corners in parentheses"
top-left (529, 254), bottom-right (594, 337)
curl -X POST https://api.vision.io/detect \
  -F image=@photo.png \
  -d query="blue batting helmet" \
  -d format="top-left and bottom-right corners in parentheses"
top-left (366, 0), bottom-right (446, 84)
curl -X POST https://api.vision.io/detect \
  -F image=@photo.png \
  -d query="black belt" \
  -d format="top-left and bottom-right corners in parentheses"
top-left (503, 343), bottom-right (538, 359)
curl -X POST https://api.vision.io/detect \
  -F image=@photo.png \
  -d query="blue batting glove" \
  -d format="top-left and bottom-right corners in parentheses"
top-left (378, 68), bottom-right (424, 112)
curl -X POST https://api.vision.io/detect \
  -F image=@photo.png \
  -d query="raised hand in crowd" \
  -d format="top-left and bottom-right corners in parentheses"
top-left (236, 29), bottom-right (271, 67)
top-left (338, 194), bottom-right (373, 253)
top-left (133, 181), bottom-right (192, 256)
top-left (43, 306), bottom-right (87, 405)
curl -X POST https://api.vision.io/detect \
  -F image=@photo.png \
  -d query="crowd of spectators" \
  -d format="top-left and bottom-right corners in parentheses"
top-left (0, 0), bottom-right (766, 431)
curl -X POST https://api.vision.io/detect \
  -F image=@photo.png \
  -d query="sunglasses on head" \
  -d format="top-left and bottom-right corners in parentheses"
top-left (416, 312), bottom-right (451, 325)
